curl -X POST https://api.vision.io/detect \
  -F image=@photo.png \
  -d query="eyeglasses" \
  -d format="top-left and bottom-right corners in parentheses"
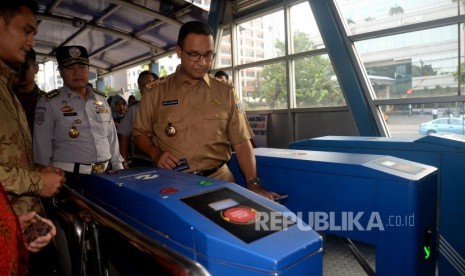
top-left (180, 48), bottom-right (216, 62)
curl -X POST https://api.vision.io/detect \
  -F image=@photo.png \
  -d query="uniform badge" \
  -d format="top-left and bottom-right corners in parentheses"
top-left (74, 119), bottom-right (82, 124)
top-left (61, 101), bottom-right (74, 112)
top-left (165, 123), bottom-right (177, 137)
top-left (69, 126), bottom-right (80, 138)
top-left (95, 99), bottom-right (103, 107)
top-left (35, 111), bottom-right (45, 125)
top-left (212, 99), bottom-right (220, 105)
top-left (69, 47), bottom-right (81, 58)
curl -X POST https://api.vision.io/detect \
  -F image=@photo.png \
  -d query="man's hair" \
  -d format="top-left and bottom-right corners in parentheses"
top-left (177, 21), bottom-right (213, 48)
top-left (214, 70), bottom-right (229, 81)
top-left (137, 70), bottom-right (159, 82)
top-left (0, 0), bottom-right (38, 24)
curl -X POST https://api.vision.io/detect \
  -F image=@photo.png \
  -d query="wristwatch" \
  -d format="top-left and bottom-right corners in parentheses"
top-left (247, 177), bottom-right (262, 188)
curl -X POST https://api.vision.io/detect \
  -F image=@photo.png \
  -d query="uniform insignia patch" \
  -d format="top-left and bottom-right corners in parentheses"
top-left (35, 111), bottom-right (45, 125)
top-left (212, 99), bottom-right (220, 105)
top-left (61, 102), bottom-right (74, 112)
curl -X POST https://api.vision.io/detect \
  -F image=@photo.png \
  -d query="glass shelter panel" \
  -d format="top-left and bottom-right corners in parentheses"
top-left (239, 63), bottom-right (288, 111)
top-left (383, 102), bottom-right (465, 138)
top-left (215, 27), bottom-right (232, 67)
top-left (336, 0), bottom-right (459, 35)
top-left (237, 11), bottom-right (285, 65)
top-left (289, 2), bottom-right (324, 54)
top-left (355, 26), bottom-right (461, 99)
top-left (293, 55), bottom-right (345, 108)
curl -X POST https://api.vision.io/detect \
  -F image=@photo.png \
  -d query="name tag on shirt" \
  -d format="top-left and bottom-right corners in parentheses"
top-left (162, 100), bottom-right (179, 106)
top-left (63, 112), bottom-right (78, 117)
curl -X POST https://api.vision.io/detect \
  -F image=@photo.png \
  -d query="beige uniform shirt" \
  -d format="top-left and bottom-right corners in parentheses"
top-left (0, 60), bottom-right (42, 215)
top-left (133, 66), bottom-right (253, 172)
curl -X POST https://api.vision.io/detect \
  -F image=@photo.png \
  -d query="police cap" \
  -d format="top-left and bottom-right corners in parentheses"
top-left (56, 46), bottom-right (90, 67)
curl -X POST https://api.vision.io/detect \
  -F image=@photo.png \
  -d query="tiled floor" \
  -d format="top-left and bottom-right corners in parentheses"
top-left (322, 234), bottom-right (376, 276)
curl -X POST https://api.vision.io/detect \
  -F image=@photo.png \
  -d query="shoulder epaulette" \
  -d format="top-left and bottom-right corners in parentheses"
top-left (145, 77), bottom-right (168, 90)
top-left (43, 89), bottom-right (61, 101)
top-left (92, 88), bottom-right (107, 97)
top-left (212, 76), bottom-right (235, 89)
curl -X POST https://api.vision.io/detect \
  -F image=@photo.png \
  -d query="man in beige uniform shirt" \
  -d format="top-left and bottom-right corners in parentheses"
top-left (133, 21), bottom-right (280, 200)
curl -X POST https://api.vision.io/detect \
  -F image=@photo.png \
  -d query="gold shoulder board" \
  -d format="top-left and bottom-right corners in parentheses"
top-left (92, 88), bottom-right (107, 97)
top-left (43, 89), bottom-right (61, 101)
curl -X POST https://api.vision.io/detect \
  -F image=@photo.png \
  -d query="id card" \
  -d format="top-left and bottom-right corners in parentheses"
top-left (174, 158), bottom-right (190, 171)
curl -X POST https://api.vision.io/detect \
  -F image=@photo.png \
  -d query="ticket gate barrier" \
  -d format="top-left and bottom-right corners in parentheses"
top-left (290, 133), bottom-right (465, 276)
top-left (229, 148), bottom-right (437, 276)
top-left (73, 168), bottom-right (323, 276)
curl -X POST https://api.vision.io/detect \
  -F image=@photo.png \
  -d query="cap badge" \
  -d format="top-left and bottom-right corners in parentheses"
top-left (69, 47), bottom-right (81, 58)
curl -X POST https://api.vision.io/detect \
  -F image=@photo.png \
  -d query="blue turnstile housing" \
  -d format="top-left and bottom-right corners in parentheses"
top-left (290, 133), bottom-right (465, 276)
top-left (78, 168), bottom-right (323, 276)
top-left (229, 148), bottom-right (437, 276)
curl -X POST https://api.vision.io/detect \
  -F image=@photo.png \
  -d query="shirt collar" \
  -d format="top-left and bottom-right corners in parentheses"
top-left (63, 84), bottom-right (96, 99)
top-left (173, 65), bottom-right (211, 88)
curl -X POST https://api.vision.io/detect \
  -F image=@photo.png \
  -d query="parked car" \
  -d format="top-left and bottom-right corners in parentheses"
top-left (419, 117), bottom-right (465, 135)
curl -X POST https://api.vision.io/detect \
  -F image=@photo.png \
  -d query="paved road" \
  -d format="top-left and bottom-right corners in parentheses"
top-left (387, 112), bottom-right (431, 138)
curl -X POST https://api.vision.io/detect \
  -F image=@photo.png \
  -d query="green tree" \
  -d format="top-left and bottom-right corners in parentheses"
top-left (453, 63), bottom-right (465, 83)
top-left (103, 85), bottom-right (116, 94)
top-left (389, 5), bottom-right (404, 16)
top-left (159, 68), bottom-right (168, 77)
top-left (257, 31), bottom-right (343, 109)
top-left (412, 60), bottom-right (437, 77)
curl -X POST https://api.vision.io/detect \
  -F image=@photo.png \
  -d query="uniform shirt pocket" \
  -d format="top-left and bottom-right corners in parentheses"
top-left (95, 113), bottom-right (111, 136)
top-left (203, 112), bottom-right (229, 141)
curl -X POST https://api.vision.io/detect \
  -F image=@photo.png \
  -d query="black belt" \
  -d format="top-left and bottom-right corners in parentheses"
top-left (190, 163), bottom-right (225, 177)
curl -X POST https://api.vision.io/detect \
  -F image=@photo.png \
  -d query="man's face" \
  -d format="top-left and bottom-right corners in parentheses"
top-left (0, 6), bottom-right (37, 66)
top-left (176, 33), bottom-right (214, 81)
top-left (19, 59), bottom-right (38, 89)
top-left (138, 74), bottom-right (156, 94)
top-left (59, 64), bottom-right (89, 91)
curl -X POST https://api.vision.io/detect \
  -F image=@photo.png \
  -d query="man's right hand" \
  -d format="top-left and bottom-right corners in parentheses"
top-left (152, 151), bottom-right (180, 169)
top-left (39, 166), bottom-right (65, 197)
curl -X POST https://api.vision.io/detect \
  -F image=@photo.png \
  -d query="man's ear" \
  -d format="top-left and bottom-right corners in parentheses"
top-left (33, 63), bottom-right (39, 74)
top-left (175, 45), bottom-right (182, 58)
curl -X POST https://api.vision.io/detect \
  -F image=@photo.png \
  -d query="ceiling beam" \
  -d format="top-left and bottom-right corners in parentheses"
top-left (36, 13), bottom-right (165, 53)
top-left (105, 0), bottom-right (184, 28)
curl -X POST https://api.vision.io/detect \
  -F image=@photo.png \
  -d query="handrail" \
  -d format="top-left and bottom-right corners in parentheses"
top-left (59, 184), bottom-right (211, 276)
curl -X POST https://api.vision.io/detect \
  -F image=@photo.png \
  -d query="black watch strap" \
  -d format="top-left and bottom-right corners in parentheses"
top-left (247, 177), bottom-right (261, 187)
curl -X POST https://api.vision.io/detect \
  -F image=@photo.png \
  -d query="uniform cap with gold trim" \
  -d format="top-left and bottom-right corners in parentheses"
top-left (56, 46), bottom-right (89, 67)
